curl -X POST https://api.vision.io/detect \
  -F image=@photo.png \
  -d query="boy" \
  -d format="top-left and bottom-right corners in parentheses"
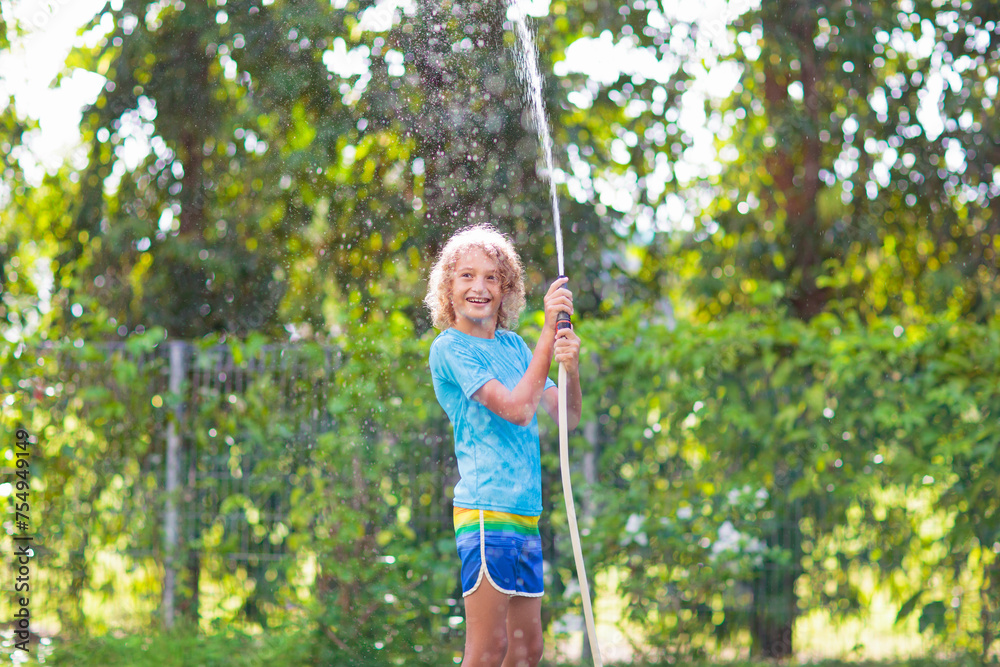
top-left (425, 224), bottom-right (582, 667)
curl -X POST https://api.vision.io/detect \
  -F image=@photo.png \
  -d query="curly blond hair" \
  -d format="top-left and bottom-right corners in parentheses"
top-left (424, 224), bottom-right (526, 331)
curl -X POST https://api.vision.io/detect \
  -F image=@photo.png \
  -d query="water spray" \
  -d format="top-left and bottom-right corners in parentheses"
top-left (506, 4), bottom-right (565, 277)
top-left (506, 2), bottom-right (602, 663)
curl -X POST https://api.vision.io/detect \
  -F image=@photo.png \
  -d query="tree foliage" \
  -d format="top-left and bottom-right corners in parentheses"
top-left (651, 0), bottom-right (998, 323)
top-left (578, 308), bottom-right (1000, 660)
top-left (3, 308), bottom-right (999, 660)
top-left (24, 0), bottom-right (681, 343)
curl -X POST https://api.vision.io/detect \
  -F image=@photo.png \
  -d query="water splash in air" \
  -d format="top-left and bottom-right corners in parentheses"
top-left (505, 0), bottom-right (564, 276)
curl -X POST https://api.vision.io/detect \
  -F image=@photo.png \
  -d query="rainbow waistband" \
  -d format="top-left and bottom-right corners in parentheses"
top-left (453, 507), bottom-right (540, 538)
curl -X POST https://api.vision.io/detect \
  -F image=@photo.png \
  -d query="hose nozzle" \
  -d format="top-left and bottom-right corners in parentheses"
top-left (556, 275), bottom-right (572, 330)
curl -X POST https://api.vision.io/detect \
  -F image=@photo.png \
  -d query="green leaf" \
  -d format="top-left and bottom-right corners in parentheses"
top-left (918, 600), bottom-right (948, 635)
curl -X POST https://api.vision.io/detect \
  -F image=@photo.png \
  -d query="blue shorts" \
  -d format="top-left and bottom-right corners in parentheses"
top-left (454, 507), bottom-right (544, 597)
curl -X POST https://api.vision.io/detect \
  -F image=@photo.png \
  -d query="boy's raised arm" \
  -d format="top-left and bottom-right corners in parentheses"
top-left (472, 278), bottom-right (573, 426)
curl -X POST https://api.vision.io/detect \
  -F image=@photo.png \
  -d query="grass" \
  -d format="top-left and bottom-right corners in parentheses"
top-left (0, 628), bottom-right (986, 667)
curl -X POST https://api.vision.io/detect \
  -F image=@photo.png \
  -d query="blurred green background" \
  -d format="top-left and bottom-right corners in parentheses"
top-left (1, 0), bottom-right (998, 664)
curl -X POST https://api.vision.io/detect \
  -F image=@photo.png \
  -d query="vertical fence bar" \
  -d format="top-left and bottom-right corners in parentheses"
top-left (163, 341), bottom-right (185, 629)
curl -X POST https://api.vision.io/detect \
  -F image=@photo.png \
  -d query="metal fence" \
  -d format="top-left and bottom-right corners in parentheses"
top-left (11, 339), bottom-right (347, 631)
top-left (8, 332), bottom-right (992, 660)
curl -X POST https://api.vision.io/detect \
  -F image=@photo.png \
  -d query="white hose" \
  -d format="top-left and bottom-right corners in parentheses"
top-left (558, 362), bottom-right (602, 665)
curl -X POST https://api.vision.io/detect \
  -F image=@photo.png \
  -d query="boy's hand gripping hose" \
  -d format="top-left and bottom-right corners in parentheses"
top-left (556, 299), bottom-right (603, 666)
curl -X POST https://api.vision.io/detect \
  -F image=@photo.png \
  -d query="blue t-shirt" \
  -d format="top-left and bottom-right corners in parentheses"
top-left (429, 327), bottom-right (556, 516)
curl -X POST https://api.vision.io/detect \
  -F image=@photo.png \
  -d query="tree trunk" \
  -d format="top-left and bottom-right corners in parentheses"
top-left (415, 0), bottom-right (453, 240)
top-left (750, 562), bottom-right (796, 658)
top-left (983, 559), bottom-right (999, 663)
top-left (750, 4), bottom-right (826, 656)
top-left (750, 498), bottom-right (802, 658)
top-left (762, 4), bottom-right (826, 322)
top-left (748, 449), bottom-right (803, 657)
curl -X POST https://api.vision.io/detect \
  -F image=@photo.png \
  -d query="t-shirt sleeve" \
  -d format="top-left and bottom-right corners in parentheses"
top-left (430, 336), bottom-right (496, 399)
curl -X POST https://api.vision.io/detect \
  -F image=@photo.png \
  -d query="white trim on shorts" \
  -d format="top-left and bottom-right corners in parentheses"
top-left (462, 509), bottom-right (544, 599)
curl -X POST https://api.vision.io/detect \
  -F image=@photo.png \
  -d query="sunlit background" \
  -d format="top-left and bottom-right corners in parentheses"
top-left (1, 0), bottom-right (999, 664)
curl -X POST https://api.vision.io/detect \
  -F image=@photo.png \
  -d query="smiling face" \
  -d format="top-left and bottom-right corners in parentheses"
top-left (450, 247), bottom-right (504, 338)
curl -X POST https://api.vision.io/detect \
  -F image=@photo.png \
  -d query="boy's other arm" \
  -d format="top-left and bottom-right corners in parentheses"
top-left (473, 353), bottom-right (552, 426)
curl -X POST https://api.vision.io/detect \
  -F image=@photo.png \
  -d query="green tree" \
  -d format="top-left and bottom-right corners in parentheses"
top-left (562, 1), bottom-right (1000, 654)
top-left (49, 0), bottom-right (681, 347)
top-left (659, 0), bottom-right (1000, 324)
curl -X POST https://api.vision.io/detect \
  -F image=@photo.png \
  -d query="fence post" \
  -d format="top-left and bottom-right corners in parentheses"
top-left (163, 341), bottom-right (185, 629)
